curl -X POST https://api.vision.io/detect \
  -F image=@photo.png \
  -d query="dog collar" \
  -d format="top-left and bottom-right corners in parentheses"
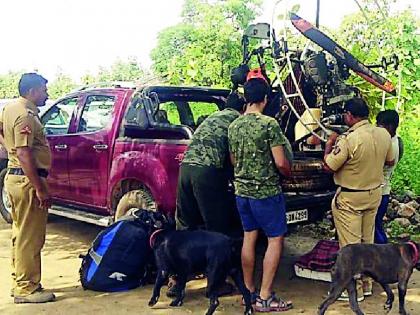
top-left (407, 241), bottom-right (419, 265)
top-left (149, 229), bottom-right (164, 248)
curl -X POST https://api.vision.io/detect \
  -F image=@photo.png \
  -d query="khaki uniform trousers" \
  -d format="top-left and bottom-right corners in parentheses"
top-left (5, 174), bottom-right (48, 296)
top-left (332, 187), bottom-right (382, 295)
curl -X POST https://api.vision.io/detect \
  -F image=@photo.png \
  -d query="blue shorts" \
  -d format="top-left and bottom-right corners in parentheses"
top-left (236, 193), bottom-right (287, 237)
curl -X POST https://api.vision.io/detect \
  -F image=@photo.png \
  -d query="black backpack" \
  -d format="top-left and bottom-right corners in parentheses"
top-left (79, 213), bottom-right (153, 292)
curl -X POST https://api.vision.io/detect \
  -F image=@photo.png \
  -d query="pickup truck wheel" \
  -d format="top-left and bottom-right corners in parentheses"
top-left (115, 188), bottom-right (157, 221)
top-left (0, 168), bottom-right (12, 224)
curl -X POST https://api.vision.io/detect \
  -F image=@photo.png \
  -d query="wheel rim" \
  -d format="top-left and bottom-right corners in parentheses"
top-left (2, 186), bottom-right (12, 215)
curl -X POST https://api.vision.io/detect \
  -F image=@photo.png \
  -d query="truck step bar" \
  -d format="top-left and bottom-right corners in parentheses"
top-left (49, 205), bottom-right (113, 227)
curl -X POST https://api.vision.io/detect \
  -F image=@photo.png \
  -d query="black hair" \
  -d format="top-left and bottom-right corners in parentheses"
top-left (243, 78), bottom-right (269, 105)
top-left (344, 97), bottom-right (369, 118)
top-left (376, 110), bottom-right (399, 129)
top-left (225, 91), bottom-right (245, 111)
top-left (18, 73), bottom-right (48, 96)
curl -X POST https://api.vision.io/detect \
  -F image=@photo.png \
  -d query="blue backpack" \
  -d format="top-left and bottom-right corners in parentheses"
top-left (79, 214), bottom-right (152, 292)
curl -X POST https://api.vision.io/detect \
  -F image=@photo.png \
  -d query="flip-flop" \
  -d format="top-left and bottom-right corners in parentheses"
top-left (255, 293), bottom-right (293, 312)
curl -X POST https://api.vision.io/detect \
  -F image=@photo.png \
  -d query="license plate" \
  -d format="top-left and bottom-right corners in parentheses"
top-left (286, 209), bottom-right (308, 224)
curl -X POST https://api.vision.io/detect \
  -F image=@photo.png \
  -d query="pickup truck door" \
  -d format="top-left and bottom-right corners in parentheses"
top-left (66, 92), bottom-right (120, 210)
top-left (41, 97), bottom-right (79, 201)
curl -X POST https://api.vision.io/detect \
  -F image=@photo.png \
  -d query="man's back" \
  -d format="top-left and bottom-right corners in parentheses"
top-left (182, 108), bottom-right (240, 168)
top-left (229, 113), bottom-right (290, 199)
top-left (332, 121), bottom-right (392, 190)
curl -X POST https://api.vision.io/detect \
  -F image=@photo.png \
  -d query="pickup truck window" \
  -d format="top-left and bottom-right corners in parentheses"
top-left (158, 101), bottom-right (219, 129)
top-left (78, 95), bottom-right (115, 133)
top-left (42, 97), bottom-right (78, 135)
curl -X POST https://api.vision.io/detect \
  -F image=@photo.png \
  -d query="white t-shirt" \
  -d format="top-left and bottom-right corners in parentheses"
top-left (382, 135), bottom-right (400, 195)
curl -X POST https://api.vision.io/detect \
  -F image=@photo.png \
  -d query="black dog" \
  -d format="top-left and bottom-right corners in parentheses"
top-left (319, 242), bottom-right (420, 315)
top-left (148, 229), bottom-right (253, 315)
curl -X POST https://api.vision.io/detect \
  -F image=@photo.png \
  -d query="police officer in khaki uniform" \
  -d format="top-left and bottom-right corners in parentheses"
top-left (0, 73), bottom-right (55, 303)
top-left (324, 97), bottom-right (395, 301)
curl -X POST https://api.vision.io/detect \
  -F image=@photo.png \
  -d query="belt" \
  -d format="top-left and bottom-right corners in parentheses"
top-left (8, 168), bottom-right (49, 178)
top-left (339, 185), bottom-right (380, 192)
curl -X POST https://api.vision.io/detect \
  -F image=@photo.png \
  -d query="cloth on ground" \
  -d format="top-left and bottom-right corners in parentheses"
top-left (294, 240), bottom-right (339, 272)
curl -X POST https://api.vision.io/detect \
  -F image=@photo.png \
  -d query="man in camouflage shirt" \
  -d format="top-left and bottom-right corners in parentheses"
top-left (229, 78), bottom-right (293, 312)
top-left (176, 92), bottom-right (245, 236)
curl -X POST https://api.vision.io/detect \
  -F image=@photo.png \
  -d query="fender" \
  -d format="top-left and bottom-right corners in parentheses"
top-left (107, 149), bottom-right (174, 214)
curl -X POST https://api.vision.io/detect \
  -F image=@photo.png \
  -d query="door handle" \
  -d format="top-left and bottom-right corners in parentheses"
top-left (93, 144), bottom-right (108, 150)
top-left (54, 144), bottom-right (67, 150)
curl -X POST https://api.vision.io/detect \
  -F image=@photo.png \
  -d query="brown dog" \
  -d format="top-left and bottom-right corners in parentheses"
top-left (319, 241), bottom-right (420, 315)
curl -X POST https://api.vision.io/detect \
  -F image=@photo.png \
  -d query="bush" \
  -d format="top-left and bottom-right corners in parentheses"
top-left (386, 220), bottom-right (420, 242)
top-left (391, 114), bottom-right (420, 195)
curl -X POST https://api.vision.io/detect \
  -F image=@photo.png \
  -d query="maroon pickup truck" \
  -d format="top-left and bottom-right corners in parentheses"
top-left (0, 84), bottom-right (335, 226)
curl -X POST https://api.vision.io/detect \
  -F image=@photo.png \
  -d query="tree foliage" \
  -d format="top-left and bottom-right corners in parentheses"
top-left (0, 71), bottom-right (23, 98)
top-left (88, 57), bottom-right (146, 83)
top-left (48, 69), bottom-right (77, 99)
top-left (332, 1), bottom-right (420, 194)
top-left (151, 0), bottom-right (263, 87)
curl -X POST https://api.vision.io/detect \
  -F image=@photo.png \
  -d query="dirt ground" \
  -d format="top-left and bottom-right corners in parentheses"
top-left (1, 216), bottom-right (420, 315)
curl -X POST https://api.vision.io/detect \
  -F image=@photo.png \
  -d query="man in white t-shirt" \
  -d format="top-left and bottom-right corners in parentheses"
top-left (375, 110), bottom-right (403, 244)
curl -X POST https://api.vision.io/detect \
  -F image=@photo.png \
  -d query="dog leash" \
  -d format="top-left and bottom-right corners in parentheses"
top-left (149, 229), bottom-right (164, 248)
top-left (407, 241), bottom-right (419, 265)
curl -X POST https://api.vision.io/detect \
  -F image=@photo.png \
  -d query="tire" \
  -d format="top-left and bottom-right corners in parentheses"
top-left (291, 157), bottom-right (324, 174)
top-left (282, 176), bottom-right (334, 191)
top-left (115, 188), bottom-right (157, 221)
top-left (283, 157), bottom-right (334, 192)
top-left (0, 168), bottom-right (12, 224)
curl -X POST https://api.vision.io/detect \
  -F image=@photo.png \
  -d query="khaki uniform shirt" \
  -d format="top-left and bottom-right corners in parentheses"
top-left (325, 120), bottom-right (394, 190)
top-left (0, 97), bottom-right (51, 170)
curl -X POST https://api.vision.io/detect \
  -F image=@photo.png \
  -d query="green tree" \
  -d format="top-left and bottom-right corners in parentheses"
top-left (48, 69), bottom-right (77, 99)
top-left (0, 71), bottom-right (23, 98)
top-left (80, 58), bottom-right (146, 85)
top-left (151, 0), bottom-right (263, 87)
top-left (97, 58), bottom-right (145, 82)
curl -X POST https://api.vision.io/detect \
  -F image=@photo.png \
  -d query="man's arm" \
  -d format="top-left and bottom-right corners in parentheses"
top-left (16, 147), bottom-right (50, 209)
top-left (384, 135), bottom-right (396, 166)
top-left (324, 132), bottom-right (349, 173)
top-left (230, 152), bottom-right (235, 166)
top-left (271, 145), bottom-right (291, 177)
top-left (323, 132), bottom-right (338, 172)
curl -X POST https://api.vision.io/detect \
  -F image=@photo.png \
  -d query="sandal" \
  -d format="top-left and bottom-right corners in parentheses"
top-left (241, 289), bottom-right (259, 305)
top-left (255, 293), bottom-right (293, 312)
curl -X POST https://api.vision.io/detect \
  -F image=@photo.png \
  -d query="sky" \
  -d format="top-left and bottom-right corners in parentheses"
top-left (0, 0), bottom-right (418, 82)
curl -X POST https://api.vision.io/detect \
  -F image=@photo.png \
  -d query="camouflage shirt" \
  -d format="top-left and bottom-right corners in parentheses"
top-left (182, 108), bottom-right (240, 168)
top-left (228, 113), bottom-right (292, 199)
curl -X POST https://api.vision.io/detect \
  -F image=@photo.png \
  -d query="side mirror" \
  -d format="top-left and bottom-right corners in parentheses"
top-left (244, 23), bottom-right (271, 40)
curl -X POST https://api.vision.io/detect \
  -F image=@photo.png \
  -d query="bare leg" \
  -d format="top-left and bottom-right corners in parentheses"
top-left (260, 236), bottom-right (283, 300)
top-left (241, 230), bottom-right (258, 293)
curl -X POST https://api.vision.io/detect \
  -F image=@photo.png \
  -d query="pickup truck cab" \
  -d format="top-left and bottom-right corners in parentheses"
top-left (0, 83), bottom-right (335, 226)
